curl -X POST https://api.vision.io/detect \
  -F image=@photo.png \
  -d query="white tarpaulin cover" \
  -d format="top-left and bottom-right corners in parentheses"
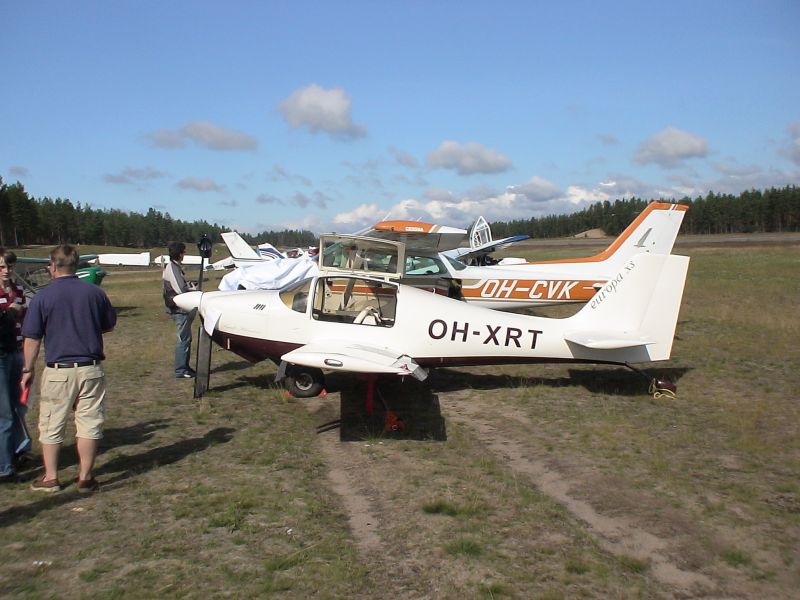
top-left (218, 257), bottom-right (319, 291)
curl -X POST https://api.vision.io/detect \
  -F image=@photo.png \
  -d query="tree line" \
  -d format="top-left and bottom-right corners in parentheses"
top-left (491, 185), bottom-right (800, 238)
top-left (0, 179), bottom-right (315, 249)
top-left (1, 178), bottom-right (798, 250)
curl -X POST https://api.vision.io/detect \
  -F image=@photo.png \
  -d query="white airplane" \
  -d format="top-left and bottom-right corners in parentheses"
top-left (153, 253), bottom-right (233, 271)
top-left (217, 202), bottom-right (686, 311)
top-left (220, 231), bottom-right (289, 267)
top-left (357, 201), bottom-right (688, 310)
top-left (88, 251), bottom-right (151, 267)
top-left (174, 247), bottom-right (690, 399)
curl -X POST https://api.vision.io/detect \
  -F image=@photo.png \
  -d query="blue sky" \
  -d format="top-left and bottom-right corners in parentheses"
top-left (2, 1), bottom-right (799, 234)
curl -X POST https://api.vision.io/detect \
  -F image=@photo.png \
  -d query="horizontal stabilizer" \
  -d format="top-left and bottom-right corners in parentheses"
top-left (563, 330), bottom-right (655, 350)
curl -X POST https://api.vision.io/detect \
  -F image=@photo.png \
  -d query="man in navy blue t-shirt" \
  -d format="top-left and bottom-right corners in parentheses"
top-left (21, 245), bottom-right (116, 493)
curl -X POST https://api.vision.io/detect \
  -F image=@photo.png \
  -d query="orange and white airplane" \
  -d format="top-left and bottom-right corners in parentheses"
top-left (364, 201), bottom-right (687, 311)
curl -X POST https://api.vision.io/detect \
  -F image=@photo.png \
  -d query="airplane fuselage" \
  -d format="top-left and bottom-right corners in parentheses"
top-left (198, 266), bottom-right (667, 371)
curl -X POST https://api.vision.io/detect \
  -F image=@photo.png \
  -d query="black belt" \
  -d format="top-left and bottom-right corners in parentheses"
top-left (46, 360), bottom-right (101, 368)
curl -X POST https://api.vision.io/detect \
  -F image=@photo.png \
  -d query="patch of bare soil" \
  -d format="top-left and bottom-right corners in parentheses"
top-left (301, 364), bottom-right (796, 598)
top-left (306, 398), bottom-right (384, 555)
top-left (438, 389), bottom-right (796, 600)
top-left (443, 396), bottom-right (715, 595)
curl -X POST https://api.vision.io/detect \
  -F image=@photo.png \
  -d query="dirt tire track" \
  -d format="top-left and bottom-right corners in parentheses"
top-left (303, 397), bottom-right (451, 600)
top-left (442, 397), bottom-right (718, 597)
top-left (319, 433), bottom-right (385, 554)
top-left (304, 398), bottom-right (384, 555)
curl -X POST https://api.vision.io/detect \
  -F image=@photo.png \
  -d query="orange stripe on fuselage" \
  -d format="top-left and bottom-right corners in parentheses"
top-left (526, 202), bottom-right (687, 265)
top-left (460, 279), bottom-right (604, 302)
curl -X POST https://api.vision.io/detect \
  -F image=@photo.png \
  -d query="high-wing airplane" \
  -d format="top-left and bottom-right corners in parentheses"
top-left (216, 202), bottom-right (686, 312)
top-left (220, 231), bottom-right (286, 267)
top-left (14, 254), bottom-right (107, 295)
top-left (357, 201), bottom-right (687, 310)
top-left (174, 246), bottom-right (690, 399)
top-left (88, 251), bottom-right (151, 267)
top-left (153, 253), bottom-right (233, 271)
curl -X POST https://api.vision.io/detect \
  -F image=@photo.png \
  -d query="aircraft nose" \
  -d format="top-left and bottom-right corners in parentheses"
top-left (174, 291), bottom-right (202, 312)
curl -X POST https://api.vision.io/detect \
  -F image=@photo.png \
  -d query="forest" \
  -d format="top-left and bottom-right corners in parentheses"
top-left (0, 178), bottom-right (797, 249)
top-left (490, 185), bottom-right (800, 238)
top-left (0, 178), bottom-right (316, 249)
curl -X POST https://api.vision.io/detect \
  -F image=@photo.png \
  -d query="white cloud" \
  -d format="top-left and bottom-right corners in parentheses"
top-left (181, 121), bottom-right (258, 151)
top-left (691, 165), bottom-right (800, 197)
top-left (596, 133), bottom-right (619, 146)
top-left (426, 140), bottom-right (513, 175)
top-left (270, 165), bottom-right (312, 186)
top-left (325, 175), bottom-right (562, 232)
top-left (283, 158), bottom-right (799, 235)
top-left (147, 121), bottom-right (257, 151)
top-left (292, 191), bottom-right (330, 210)
top-left (332, 203), bottom-right (386, 229)
top-left (634, 127), bottom-right (708, 168)
top-left (423, 188), bottom-right (455, 202)
top-left (780, 121), bottom-right (800, 166)
top-left (389, 146), bottom-right (419, 168)
top-left (713, 160), bottom-right (761, 177)
top-left (255, 193), bottom-right (284, 205)
top-left (506, 176), bottom-right (561, 203)
top-left (104, 166), bottom-right (168, 185)
top-left (147, 128), bottom-right (185, 148)
top-left (176, 177), bottom-right (225, 193)
top-left (278, 84), bottom-right (367, 139)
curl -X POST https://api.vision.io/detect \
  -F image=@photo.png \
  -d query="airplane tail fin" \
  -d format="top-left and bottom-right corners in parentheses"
top-left (221, 231), bottom-right (260, 261)
top-left (532, 202), bottom-right (687, 272)
top-left (565, 252), bottom-right (690, 362)
top-left (592, 202), bottom-right (687, 269)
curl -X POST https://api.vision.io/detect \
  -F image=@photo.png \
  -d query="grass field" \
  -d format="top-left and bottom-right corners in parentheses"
top-left (1, 239), bottom-right (798, 599)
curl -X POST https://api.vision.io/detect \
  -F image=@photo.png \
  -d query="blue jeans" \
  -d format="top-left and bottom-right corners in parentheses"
top-left (0, 351), bottom-right (24, 476)
top-left (171, 310), bottom-right (196, 375)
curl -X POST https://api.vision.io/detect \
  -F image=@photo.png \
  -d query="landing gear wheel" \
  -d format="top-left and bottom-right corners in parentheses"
top-left (284, 366), bottom-right (325, 398)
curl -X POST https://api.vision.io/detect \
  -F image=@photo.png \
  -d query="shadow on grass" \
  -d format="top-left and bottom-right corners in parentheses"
top-left (113, 306), bottom-right (138, 316)
top-left (321, 376), bottom-right (447, 442)
top-left (210, 358), bottom-right (258, 375)
top-left (0, 427), bottom-right (234, 529)
top-left (16, 419), bottom-right (174, 475)
top-left (429, 366), bottom-right (692, 396)
top-left (209, 373), bottom-right (280, 394)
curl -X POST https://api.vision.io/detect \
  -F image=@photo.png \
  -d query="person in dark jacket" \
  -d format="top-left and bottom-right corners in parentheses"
top-left (0, 248), bottom-right (28, 482)
top-left (162, 242), bottom-right (197, 378)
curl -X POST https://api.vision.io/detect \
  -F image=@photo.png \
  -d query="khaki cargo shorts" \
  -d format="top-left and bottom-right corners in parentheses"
top-left (38, 364), bottom-right (106, 444)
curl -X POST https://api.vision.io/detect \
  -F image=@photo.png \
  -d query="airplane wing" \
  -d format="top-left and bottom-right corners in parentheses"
top-left (443, 234), bottom-right (530, 262)
top-left (16, 253), bottom-right (99, 265)
top-left (91, 252), bottom-right (151, 266)
top-left (281, 341), bottom-right (427, 380)
top-left (366, 220), bottom-right (468, 252)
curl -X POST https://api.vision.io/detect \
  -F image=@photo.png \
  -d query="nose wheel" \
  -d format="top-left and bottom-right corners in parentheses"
top-left (283, 365), bottom-right (326, 398)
